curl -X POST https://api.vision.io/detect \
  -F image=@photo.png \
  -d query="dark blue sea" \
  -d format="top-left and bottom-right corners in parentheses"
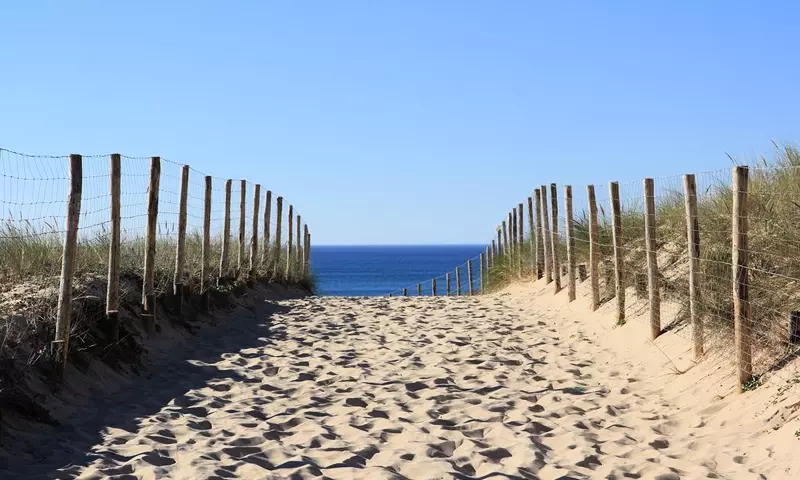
top-left (311, 245), bottom-right (487, 296)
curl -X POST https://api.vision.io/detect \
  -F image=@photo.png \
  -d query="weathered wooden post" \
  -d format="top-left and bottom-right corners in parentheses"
top-left (479, 252), bottom-right (485, 294)
top-left (517, 202), bottom-right (524, 275)
top-left (534, 189), bottom-right (544, 279)
top-left (262, 190), bottom-right (272, 267)
top-left (733, 166), bottom-right (752, 392)
top-left (219, 179), bottom-right (232, 281)
top-left (456, 266), bottom-right (462, 296)
top-left (53, 154), bottom-right (82, 378)
top-left (249, 184), bottom-right (261, 281)
top-left (496, 228), bottom-right (502, 257)
top-left (446, 272), bottom-right (452, 295)
top-left (484, 246), bottom-right (490, 290)
top-left (142, 157), bottom-right (160, 336)
top-left (502, 220), bottom-right (509, 258)
top-left (274, 196), bottom-right (283, 278)
top-left (467, 259), bottom-right (474, 296)
top-left (527, 196), bottom-right (535, 274)
top-left (540, 186), bottom-right (552, 283)
top-left (402, 288), bottom-right (407, 297)
top-left (286, 204), bottom-right (294, 280)
top-left (588, 185), bottom-right (600, 310)
top-left (238, 180), bottom-right (246, 275)
top-left (173, 165), bottom-right (189, 312)
top-left (509, 211), bottom-right (516, 259)
top-left (432, 278), bottom-right (437, 296)
top-left (296, 214), bottom-right (302, 267)
top-left (683, 174), bottom-right (703, 359)
top-left (304, 225), bottom-right (310, 276)
top-left (107, 154), bottom-right (121, 339)
top-left (417, 283), bottom-right (422, 296)
top-left (565, 185), bottom-right (576, 302)
top-left (550, 183), bottom-right (561, 293)
top-left (202, 176), bottom-right (212, 310)
top-left (609, 181), bottom-right (625, 324)
top-left (644, 178), bottom-right (661, 340)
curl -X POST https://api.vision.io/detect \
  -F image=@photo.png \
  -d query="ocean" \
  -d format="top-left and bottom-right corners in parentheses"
top-left (311, 245), bottom-right (487, 296)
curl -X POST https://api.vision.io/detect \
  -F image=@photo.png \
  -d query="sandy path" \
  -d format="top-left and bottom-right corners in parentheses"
top-left (31, 289), bottom-right (781, 479)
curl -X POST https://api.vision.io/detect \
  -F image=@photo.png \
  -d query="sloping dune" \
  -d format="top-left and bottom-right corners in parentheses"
top-left (8, 280), bottom-right (800, 479)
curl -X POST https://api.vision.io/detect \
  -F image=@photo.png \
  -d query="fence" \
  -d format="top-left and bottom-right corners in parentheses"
top-left (0, 147), bottom-right (312, 381)
top-left (391, 146), bottom-right (800, 394)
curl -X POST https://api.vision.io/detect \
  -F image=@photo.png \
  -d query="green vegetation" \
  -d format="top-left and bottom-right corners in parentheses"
top-left (486, 144), bottom-right (800, 376)
top-left (0, 223), bottom-right (312, 383)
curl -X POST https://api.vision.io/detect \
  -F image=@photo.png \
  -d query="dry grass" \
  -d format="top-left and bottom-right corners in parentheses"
top-left (487, 144), bottom-right (800, 376)
top-left (0, 224), bottom-right (313, 403)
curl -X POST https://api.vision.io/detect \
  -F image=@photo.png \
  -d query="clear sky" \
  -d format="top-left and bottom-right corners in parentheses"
top-left (2, 1), bottom-right (798, 245)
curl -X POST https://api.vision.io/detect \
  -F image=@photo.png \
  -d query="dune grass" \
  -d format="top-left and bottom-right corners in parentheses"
top-left (486, 144), bottom-right (800, 375)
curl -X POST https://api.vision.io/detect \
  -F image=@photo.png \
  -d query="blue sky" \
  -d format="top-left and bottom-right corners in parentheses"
top-left (2, 1), bottom-right (798, 244)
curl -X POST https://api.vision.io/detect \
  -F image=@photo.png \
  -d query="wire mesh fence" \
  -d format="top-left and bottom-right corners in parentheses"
top-left (474, 146), bottom-right (800, 392)
top-left (0, 147), bottom-right (312, 382)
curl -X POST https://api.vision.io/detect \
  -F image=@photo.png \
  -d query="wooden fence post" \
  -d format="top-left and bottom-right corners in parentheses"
top-left (262, 190), bottom-right (272, 268)
top-left (588, 185), bottom-right (600, 310)
top-left (286, 204), bottom-right (294, 280)
top-left (107, 154), bottom-right (121, 340)
top-left (509, 211), bottom-right (515, 259)
top-left (417, 283), bottom-right (422, 296)
top-left (534, 189), bottom-right (544, 279)
top-left (540, 186), bottom-right (552, 283)
top-left (565, 185), bottom-right (576, 302)
top-left (172, 164), bottom-right (189, 315)
top-left (609, 181), bottom-right (625, 324)
top-left (403, 288), bottom-right (407, 297)
top-left (644, 178), bottom-right (661, 339)
top-left (480, 252), bottom-right (485, 294)
top-left (142, 157), bottom-right (160, 336)
top-left (220, 179), bottom-right (232, 280)
top-left (550, 183), bottom-right (561, 293)
top-left (484, 246), bottom-right (490, 290)
top-left (274, 196), bottom-right (283, 278)
top-left (249, 184), bottom-right (261, 281)
top-left (446, 272), bottom-right (451, 295)
top-left (237, 180), bottom-right (246, 275)
top-left (733, 166), bottom-right (752, 392)
top-left (527, 196), bottom-right (535, 274)
top-left (517, 202), bottom-right (524, 275)
top-left (432, 278), bottom-right (437, 296)
top-left (202, 176), bottom-right (212, 310)
top-left (296, 214), bottom-right (302, 267)
top-left (496, 229), bottom-right (502, 257)
top-left (683, 174), bottom-right (703, 358)
top-left (304, 225), bottom-right (310, 276)
top-left (467, 259), bottom-right (474, 296)
top-left (53, 154), bottom-right (82, 377)
top-left (502, 220), bottom-right (509, 258)
top-left (456, 266), bottom-right (462, 296)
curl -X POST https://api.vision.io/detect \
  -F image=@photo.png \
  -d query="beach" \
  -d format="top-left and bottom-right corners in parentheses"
top-left (6, 279), bottom-right (800, 479)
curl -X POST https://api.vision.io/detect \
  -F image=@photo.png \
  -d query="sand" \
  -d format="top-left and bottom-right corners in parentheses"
top-left (5, 279), bottom-right (800, 479)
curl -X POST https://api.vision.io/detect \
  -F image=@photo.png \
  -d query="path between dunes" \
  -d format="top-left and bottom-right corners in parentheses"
top-left (36, 284), bottom-right (796, 479)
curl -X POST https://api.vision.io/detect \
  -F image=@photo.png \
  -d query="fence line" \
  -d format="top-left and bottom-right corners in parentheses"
top-left (0, 147), bottom-right (311, 381)
top-left (384, 145), bottom-right (800, 394)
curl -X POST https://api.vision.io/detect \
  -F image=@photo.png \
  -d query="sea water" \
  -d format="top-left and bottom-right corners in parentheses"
top-left (312, 245), bottom-right (487, 296)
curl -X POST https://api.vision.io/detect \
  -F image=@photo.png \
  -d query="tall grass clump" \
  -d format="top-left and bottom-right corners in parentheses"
top-left (484, 144), bottom-right (800, 374)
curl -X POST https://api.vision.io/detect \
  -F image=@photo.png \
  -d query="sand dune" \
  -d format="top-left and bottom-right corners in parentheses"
top-left (5, 279), bottom-right (800, 479)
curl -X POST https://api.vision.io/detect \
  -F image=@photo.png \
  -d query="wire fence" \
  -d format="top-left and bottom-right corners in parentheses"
top-left (399, 146), bottom-right (800, 393)
top-left (386, 248), bottom-right (491, 298)
top-left (0, 147), bottom-right (312, 382)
